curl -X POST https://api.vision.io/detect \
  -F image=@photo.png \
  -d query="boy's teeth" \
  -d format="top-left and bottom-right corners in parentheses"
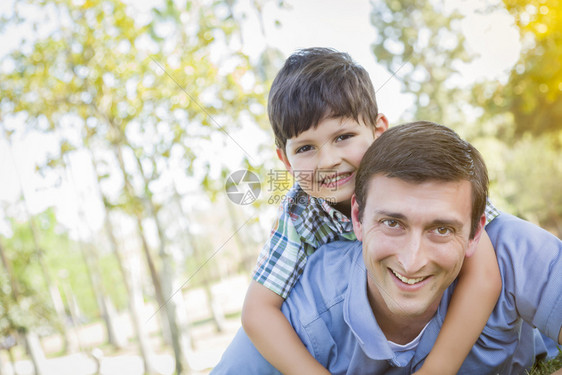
top-left (391, 270), bottom-right (425, 285)
top-left (323, 173), bottom-right (348, 184)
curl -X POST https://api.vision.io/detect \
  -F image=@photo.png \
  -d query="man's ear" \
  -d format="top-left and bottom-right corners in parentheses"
top-left (465, 214), bottom-right (487, 258)
top-left (276, 147), bottom-right (293, 174)
top-left (351, 194), bottom-right (363, 242)
top-left (374, 113), bottom-right (389, 139)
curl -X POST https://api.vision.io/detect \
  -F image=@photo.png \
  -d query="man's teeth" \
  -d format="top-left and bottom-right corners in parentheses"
top-left (391, 270), bottom-right (425, 285)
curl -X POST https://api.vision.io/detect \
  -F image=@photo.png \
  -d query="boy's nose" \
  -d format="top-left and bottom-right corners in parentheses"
top-left (317, 147), bottom-right (341, 169)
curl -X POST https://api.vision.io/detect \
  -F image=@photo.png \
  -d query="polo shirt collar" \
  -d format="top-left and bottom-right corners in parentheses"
top-left (343, 246), bottom-right (445, 368)
top-left (343, 249), bottom-right (394, 360)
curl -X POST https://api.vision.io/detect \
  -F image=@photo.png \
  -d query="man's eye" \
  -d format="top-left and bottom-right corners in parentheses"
top-left (382, 219), bottom-right (400, 228)
top-left (295, 145), bottom-right (313, 154)
top-left (433, 227), bottom-right (452, 236)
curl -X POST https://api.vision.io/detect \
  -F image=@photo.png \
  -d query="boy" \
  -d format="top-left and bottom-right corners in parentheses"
top-left (242, 47), bottom-right (502, 374)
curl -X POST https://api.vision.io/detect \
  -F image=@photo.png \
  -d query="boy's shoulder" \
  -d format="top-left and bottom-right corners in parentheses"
top-left (282, 183), bottom-right (313, 219)
top-left (276, 183), bottom-right (354, 246)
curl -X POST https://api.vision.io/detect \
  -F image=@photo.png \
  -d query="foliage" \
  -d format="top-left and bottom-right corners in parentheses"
top-left (494, 135), bottom-right (562, 234)
top-left (0, 210), bottom-right (61, 337)
top-left (370, 0), bottom-right (474, 128)
top-left (370, 0), bottom-right (562, 237)
top-left (0, 1), bottom-right (279, 367)
top-left (476, 0), bottom-right (562, 141)
top-left (0, 271), bottom-right (53, 336)
top-left (0, 207), bottom-right (125, 325)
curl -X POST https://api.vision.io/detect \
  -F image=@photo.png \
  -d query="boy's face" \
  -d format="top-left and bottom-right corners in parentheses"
top-left (277, 115), bottom-right (388, 204)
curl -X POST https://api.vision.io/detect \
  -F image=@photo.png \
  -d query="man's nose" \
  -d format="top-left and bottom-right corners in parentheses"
top-left (317, 146), bottom-right (341, 169)
top-left (398, 234), bottom-right (428, 274)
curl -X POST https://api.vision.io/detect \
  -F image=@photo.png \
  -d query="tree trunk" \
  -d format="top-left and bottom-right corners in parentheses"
top-left (0, 240), bottom-right (46, 375)
top-left (25, 203), bottom-right (73, 352)
top-left (62, 155), bottom-right (124, 349)
top-left (169, 172), bottom-right (225, 332)
top-left (132, 153), bottom-right (193, 372)
top-left (87, 147), bottom-right (157, 374)
top-left (111, 142), bottom-right (188, 373)
top-left (106, 213), bottom-right (157, 374)
top-left (135, 214), bottom-right (188, 374)
top-left (226, 200), bottom-right (255, 274)
top-left (23, 332), bottom-right (46, 375)
top-left (6, 137), bottom-right (72, 352)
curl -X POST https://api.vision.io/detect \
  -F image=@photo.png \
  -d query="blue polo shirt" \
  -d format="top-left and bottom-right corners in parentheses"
top-left (212, 213), bottom-right (562, 374)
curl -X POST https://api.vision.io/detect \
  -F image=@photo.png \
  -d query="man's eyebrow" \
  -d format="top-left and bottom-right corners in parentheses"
top-left (429, 219), bottom-right (464, 228)
top-left (373, 210), bottom-right (464, 228)
top-left (372, 210), bottom-right (407, 220)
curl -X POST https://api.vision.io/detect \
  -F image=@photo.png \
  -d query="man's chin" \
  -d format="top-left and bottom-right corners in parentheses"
top-left (384, 297), bottom-right (440, 319)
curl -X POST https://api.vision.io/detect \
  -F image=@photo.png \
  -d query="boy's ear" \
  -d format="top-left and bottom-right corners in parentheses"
top-left (351, 194), bottom-right (363, 242)
top-left (276, 147), bottom-right (293, 174)
top-left (465, 214), bottom-right (487, 258)
top-left (374, 113), bottom-right (389, 139)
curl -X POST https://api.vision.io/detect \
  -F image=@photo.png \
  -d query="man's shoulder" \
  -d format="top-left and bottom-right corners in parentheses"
top-left (486, 212), bottom-right (561, 267)
top-left (283, 240), bottom-right (361, 320)
top-left (485, 212), bottom-right (562, 348)
top-left (303, 240), bottom-right (361, 278)
top-left (486, 212), bottom-right (560, 243)
top-left (486, 211), bottom-right (561, 289)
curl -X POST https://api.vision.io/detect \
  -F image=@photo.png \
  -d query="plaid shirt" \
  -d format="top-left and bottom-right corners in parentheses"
top-left (253, 183), bottom-right (501, 299)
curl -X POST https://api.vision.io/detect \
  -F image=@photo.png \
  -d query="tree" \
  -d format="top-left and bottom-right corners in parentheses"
top-left (475, 0), bottom-right (562, 140)
top-left (472, 0), bottom-right (562, 233)
top-left (0, 211), bottom-right (63, 375)
top-left (0, 0), bottom-right (272, 372)
top-left (370, 0), bottom-right (474, 128)
top-left (369, 0), bottom-right (562, 236)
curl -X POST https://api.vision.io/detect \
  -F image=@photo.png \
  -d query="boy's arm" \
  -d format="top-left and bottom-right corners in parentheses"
top-left (241, 281), bottom-right (331, 375)
top-left (415, 230), bottom-right (501, 375)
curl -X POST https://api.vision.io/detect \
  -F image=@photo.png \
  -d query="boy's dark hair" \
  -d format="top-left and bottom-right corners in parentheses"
top-left (354, 121), bottom-right (489, 239)
top-left (268, 47), bottom-right (379, 151)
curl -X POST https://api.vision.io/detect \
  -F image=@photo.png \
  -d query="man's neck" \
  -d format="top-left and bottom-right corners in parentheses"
top-left (367, 281), bottom-right (439, 345)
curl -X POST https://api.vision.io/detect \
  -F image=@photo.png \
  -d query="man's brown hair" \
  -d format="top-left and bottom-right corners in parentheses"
top-left (354, 121), bottom-right (489, 238)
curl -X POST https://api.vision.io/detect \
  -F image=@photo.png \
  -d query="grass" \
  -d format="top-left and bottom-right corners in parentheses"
top-left (527, 349), bottom-right (562, 375)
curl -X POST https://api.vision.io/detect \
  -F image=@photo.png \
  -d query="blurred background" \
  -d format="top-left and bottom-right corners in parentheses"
top-left (0, 0), bottom-right (560, 374)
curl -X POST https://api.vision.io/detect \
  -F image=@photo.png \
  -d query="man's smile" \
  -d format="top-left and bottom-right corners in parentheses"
top-left (389, 268), bottom-right (428, 285)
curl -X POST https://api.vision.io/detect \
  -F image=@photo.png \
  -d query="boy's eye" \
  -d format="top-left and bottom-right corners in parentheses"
top-left (336, 134), bottom-right (354, 142)
top-left (295, 145), bottom-right (313, 154)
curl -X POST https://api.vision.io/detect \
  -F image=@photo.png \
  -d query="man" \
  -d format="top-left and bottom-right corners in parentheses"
top-left (213, 121), bottom-right (562, 374)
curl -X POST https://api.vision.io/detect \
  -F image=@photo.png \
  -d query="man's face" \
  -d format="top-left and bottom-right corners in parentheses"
top-left (351, 175), bottom-right (484, 320)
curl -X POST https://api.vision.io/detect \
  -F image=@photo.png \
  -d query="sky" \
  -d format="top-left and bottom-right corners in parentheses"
top-left (0, 0), bottom-right (521, 236)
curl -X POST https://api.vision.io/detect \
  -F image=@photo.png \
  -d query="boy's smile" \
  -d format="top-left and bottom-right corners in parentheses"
top-left (277, 116), bottom-right (387, 209)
